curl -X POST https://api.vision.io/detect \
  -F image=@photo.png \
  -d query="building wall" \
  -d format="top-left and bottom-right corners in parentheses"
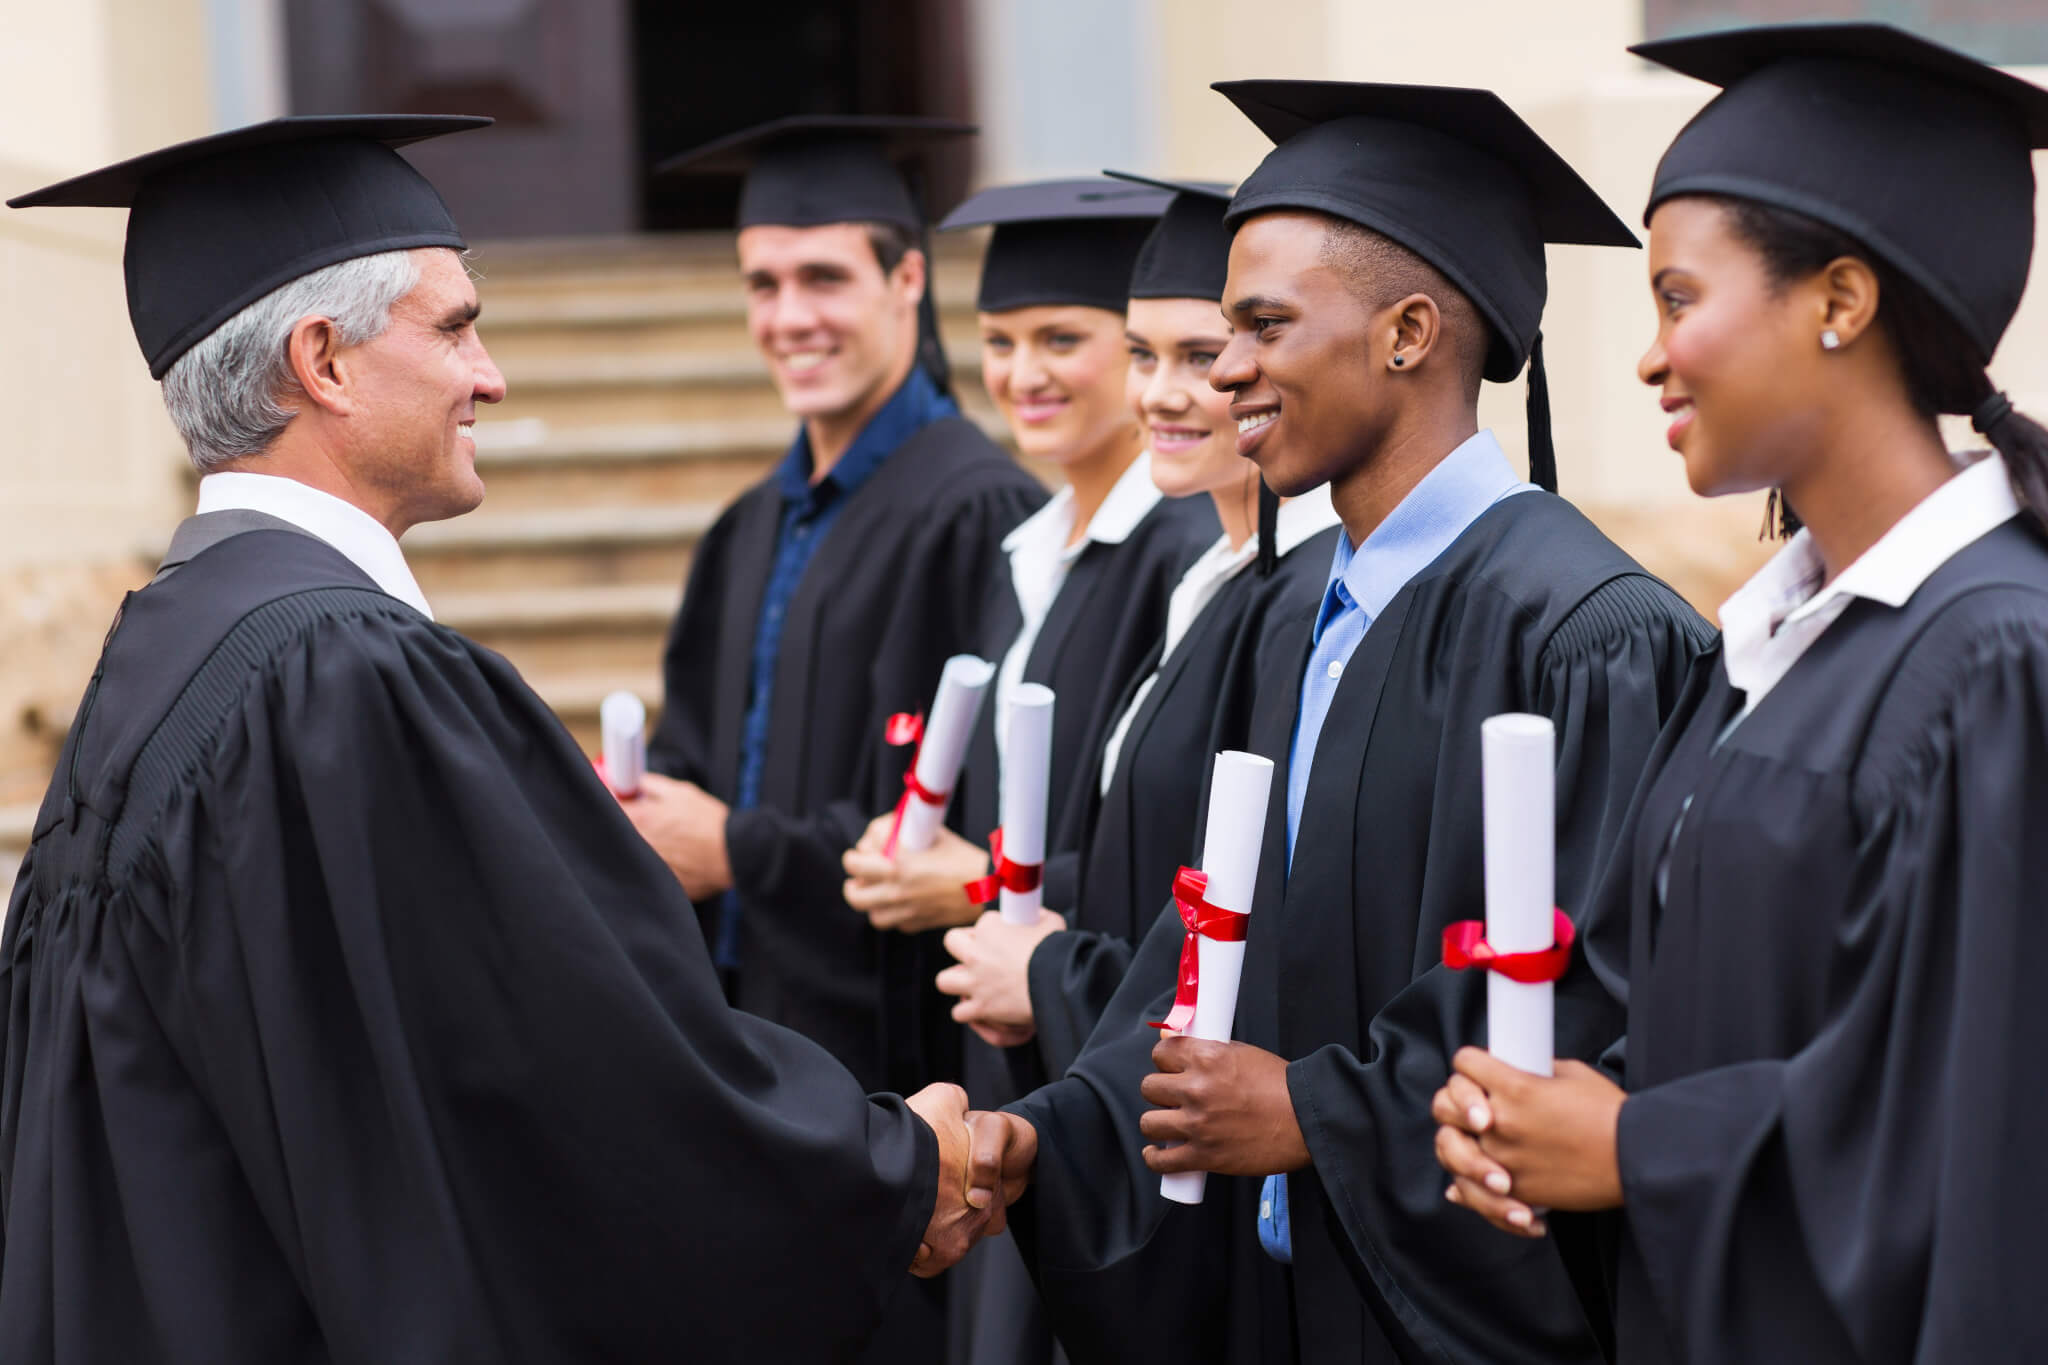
top-left (0, 0), bottom-right (214, 807)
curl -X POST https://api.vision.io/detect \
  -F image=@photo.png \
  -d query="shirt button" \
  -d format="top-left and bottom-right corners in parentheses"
top-left (1327, 660), bottom-right (1344, 680)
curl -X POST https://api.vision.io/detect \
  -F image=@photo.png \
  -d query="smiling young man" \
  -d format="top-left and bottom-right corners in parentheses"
top-left (963, 84), bottom-right (1715, 1365)
top-left (1, 115), bottom-right (999, 1364)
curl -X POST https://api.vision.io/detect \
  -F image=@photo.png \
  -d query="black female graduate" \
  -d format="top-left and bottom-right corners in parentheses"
top-left (1433, 24), bottom-right (2048, 1365)
top-left (931, 177), bottom-right (1341, 1081)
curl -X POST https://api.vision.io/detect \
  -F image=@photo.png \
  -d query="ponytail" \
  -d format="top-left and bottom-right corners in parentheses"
top-left (1973, 388), bottom-right (2048, 534)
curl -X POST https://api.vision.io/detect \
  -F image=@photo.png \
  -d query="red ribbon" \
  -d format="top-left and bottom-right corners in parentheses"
top-left (1441, 909), bottom-right (1576, 984)
top-left (881, 712), bottom-right (950, 858)
top-left (1149, 866), bottom-right (1250, 1033)
top-left (962, 829), bottom-right (1044, 907)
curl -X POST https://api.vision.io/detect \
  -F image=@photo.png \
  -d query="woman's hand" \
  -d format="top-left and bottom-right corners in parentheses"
top-left (1431, 1049), bottom-right (1626, 1239)
top-left (841, 819), bottom-right (991, 934)
top-left (936, 909), bottom-right (1065, 1045)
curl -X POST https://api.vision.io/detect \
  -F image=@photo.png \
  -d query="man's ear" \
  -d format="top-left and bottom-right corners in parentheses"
top-left (284, 314), bottom-right (352, 418)
top-left (892, 246), bottom-right (929, 308)
top-left (1383, 292), bottom-right (1444, 372)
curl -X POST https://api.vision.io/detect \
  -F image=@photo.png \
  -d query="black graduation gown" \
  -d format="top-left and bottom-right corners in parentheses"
top-left (1004, 492), bottom-right (1714, 1365)
top-left (952, 491), bottom-right (1222, 893)
top-left (1560, 517), bottom-right (2048, 1364)
top-left (647, 414), bottom-right (1044, 1097)
top-left (0, 523), bottom-right (941, 1364)
top-left (945, 491), bottom-right (1217, 1365)
top-left (1027, 526), bottom-right (1342, 1080)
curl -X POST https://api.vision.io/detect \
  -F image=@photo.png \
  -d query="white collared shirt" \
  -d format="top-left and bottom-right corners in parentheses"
top-left (1098, 483), bottom-right (1341, 795)
top-left (994, 452), bottom-right (1162, 762)
top-left (1720, 451), bottom-right (2018, 713)
top-left (195, 471), bottom-right (435, 619)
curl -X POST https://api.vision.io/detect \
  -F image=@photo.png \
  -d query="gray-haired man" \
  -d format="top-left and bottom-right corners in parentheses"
top-left (0, 115), bottom-right (993, 1364)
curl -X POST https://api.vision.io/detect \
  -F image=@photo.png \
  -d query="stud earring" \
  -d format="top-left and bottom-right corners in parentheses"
top-left (1391, 355), bottom-right (1406, 368)
top-left (1820, 329), bottom-right (1841, 351)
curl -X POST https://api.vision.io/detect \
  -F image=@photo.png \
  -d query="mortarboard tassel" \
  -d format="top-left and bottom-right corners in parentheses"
top-left (1524, 331), bottom-right (1558, 494)
top-left (1256, 475), bottom-right (1280, 576)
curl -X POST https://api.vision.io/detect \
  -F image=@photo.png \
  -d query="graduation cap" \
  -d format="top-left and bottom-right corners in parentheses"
top-left (1105, 171), bottom-right (1288, 573)
top-left (653, 114), bottom-right (975, 234)
top-left (1214, 80), bottom-right (1640, 492)
top-left (1635, 22), bottom-right (2048, 362)
top-left (939, 177), bottom-right (1173, 313)
top-left (1103, 171), bottom-right (1237, 302)
top-left (656, 114), bottom-right (976, 392)
top-left (7, 114), bottom-right (488, 380)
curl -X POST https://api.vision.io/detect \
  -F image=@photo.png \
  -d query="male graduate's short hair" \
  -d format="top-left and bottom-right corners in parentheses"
top-left (861, 220), bottom-right (920, 277)
top-left (1316, 215), bottom-right (1486, 399)
top-left (160, 248), bottom-right (422, 474)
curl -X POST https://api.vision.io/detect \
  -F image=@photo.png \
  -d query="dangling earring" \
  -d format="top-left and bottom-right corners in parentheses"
top-left (1819, 329), bottom-right (1841, 351)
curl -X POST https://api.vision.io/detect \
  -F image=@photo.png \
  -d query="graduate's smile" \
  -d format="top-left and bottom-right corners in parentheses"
top-left (1148, 422), bottom-right (1211, 453)
top-left (1013, 394), bottom-right (1071, 425)
top-left (1233, 406), bottom-right (1279, 457)
top-left (1661, 395), bottom-right (1694, 451)
top-left (776, 347), bottom-right (837, 381)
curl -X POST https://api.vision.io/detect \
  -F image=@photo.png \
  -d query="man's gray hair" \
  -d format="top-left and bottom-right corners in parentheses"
top-left (161, 248), bottom-right (423, 473)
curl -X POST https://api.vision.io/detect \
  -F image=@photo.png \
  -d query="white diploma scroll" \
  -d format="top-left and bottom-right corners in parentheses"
top-left (599, 690), bottom-right (646, 799)
top-left (997, 683), bottom-right (1056, 925)
top-left (1162, 749), bottom-right (1276, 1206)
top-left (893, 655), bottom-right (996, 854)
top-left (1481, 714), bottom-right (1557, 1076)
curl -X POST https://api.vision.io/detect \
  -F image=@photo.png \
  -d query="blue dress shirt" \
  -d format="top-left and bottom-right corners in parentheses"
top-left (713, 367), bottom-right (959, 968)
top-left (1260, 429), bottom-right (1531, 1263)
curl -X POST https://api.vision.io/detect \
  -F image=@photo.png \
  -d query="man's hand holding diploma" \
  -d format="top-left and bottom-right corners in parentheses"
top-left (1139, 1036), bottom-right (1309, 1178)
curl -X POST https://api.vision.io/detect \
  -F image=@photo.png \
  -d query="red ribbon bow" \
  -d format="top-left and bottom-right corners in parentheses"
top-left (1441, 909), bottom-right (1576, 984)
top-left (1149, 866), bottom-right (1250, 1033)
top-left (881, 712), bottom-right (950, 858)
top-left (962, 829), bottom-right (1044, 907)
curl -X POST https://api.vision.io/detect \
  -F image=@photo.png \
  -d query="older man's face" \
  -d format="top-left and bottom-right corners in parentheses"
top-left (344, 247), bottom-right (506, 533)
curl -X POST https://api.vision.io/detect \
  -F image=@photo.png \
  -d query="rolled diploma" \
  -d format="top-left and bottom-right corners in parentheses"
top-left (600, 691), bottom-right (646, 798)
top-left (997, 683), bottom-right (1055, 925)
top-left (1481, 714), bottom-right (1556, 1077)
top-left (893, 654), bottom-right (996, 854)
top-left (1162, 749), bottom-right (1276, 1205)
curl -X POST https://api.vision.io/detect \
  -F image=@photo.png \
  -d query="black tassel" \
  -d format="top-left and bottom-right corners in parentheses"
top-left (1524, 331), bottom-right (1558, 494)
top-left (1256, 476), bottom-right (1280, 576)
top-left (914, 226), bottom-right (952, 397)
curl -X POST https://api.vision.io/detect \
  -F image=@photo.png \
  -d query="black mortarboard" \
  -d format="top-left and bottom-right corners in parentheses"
top-left (653, 115), bottom-right (975, 233)
top-left (1214, 81), bottom-right (1638, 492)
top-left (7, 115), bottom-right (488, 380)
top-left (940, 178), bottom-right (1172, 313)
top-left (1104, 171), bottom-right (1236, 302)
top-left (1635, 22), bottom-right (2048, 360)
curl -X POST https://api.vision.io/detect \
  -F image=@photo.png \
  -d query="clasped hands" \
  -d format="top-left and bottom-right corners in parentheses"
top-left (1430, 1047), bottom-right (1627, 1238)
top-left (842, 816), bottom-right (991, 933)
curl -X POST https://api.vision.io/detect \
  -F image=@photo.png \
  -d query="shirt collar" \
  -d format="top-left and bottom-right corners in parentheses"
top-left (775, 365), bottom-right (952, 504)
top-left (194, 472), bottom-right (434, 618)
top-left (1721, 451), bottom-right (2020, 687)
top-left (1001, 450), bottom-right (1164, 562)
top-left (1312, 428), bottom-right (1527, 642)
top-left (1272, 482), bottom-right (1341, 558)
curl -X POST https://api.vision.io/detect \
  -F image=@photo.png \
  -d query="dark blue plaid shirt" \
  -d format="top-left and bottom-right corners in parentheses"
top-left (713, 368), bottom-right (959, 968)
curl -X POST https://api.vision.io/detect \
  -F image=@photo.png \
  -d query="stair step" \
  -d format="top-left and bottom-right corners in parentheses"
top-left (477, 269), bottom-right (987, 329)
top-left (527, 669), bottom-right (666, 755)
top-left (407, 502), bottom-right (720, 553)
top-left (439, 582), bottom-right (678, 634)
top-left (498, 342), bottom-right (985, 391)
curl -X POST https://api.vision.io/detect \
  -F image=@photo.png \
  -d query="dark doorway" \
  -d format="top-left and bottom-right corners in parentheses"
top-left (286, 0), bottom-right (975, 240)
top-left (633, 0), bottom-right (976, 231)
top-left (285, 0), bottom-right (639, 239)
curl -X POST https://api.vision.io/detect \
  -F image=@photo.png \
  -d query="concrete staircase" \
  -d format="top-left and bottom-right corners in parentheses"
top-left (421, 231), bottom-right (997, 754)
top-left (0, 231), bottom-right (997, 900)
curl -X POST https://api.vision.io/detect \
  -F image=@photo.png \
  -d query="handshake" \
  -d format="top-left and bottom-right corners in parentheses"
top-left (903, 1084), bottom-right (1043, 1276)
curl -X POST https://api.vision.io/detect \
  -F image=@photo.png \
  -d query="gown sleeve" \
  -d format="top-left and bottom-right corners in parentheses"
top-left (1025, 929), bottom-right (1140, 1079)
top-left (168, 608), bottom-right (939, 1362)
top-left (646, 502), bottom-right (740, 785)
top-left (1287, 575), bottom-right (1709, 1364)
top-left (724, 478), bottom-right (1042, 913)
top-left (1615, 595), bottom-right (2048, 1364)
